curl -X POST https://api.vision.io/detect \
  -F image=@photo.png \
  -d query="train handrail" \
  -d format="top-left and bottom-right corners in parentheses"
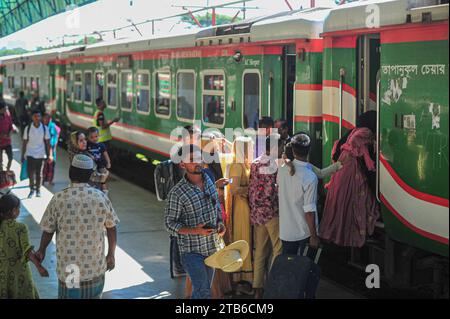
top-left (339, 68), bottom-right (345, 138)
top-left (375, 78), bottom-right (381, 203)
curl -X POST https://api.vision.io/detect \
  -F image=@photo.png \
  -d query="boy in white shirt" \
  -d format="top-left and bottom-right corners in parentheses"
top-left (277, 133), bottom-right (319, 255)
top-left (22, 110), bottom-right (51, 198)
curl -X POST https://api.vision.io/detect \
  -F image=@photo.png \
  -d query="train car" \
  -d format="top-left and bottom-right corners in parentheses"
top-left (322, 0), bottom-right (448, 292)
top-left (55, 7), bottom-right (330, 166)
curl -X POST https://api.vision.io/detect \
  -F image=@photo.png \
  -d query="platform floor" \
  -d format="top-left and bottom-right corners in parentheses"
top-left (8, 133), bottom-right (360, 299)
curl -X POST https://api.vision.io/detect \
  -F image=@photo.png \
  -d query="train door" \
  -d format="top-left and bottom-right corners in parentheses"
top-left (282, 44), bottom-right (296, 133)
top-left (356, 34), bottom-right (380, 117)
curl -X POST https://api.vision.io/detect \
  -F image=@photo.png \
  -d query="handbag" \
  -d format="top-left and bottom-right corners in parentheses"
top-left (20, 159), bottom-right (28, 181)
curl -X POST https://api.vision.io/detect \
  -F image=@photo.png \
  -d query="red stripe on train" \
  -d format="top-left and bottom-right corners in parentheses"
top-left (294, 83), bottom-right (323, 90)
top-left (380, 155), bottom-right (449, 208)
top-left (322, 114), bottom-right (355, 130)
top-left (322, 79), bottom-right (356, 97)
top-left (380, 194), bottom-right (448, 245)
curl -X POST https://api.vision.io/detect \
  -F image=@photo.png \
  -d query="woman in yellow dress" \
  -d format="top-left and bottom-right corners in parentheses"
top-left (225, 136), bottom-right (254, 286)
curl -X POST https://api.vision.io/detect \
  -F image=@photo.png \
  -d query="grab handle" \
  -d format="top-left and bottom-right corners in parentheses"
top-left (375, 79), bottom-right (381, 203)
top-left (339, 68), bottom-right (345, 138)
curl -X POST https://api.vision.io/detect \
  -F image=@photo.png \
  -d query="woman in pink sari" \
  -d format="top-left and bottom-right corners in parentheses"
top-left (319, 111), bottom-right (380, 247)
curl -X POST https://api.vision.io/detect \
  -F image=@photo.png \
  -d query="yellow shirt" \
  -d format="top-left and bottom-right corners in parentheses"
top-left (93, 110), bottom-right (112, 142)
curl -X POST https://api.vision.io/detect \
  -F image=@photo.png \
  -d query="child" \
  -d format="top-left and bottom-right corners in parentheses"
top-left (0, 193), bottom-right (49, 299)
top-left (42, 113), bottom-right (60, 185)
top-left (86, 126), bottom-right (111, 193)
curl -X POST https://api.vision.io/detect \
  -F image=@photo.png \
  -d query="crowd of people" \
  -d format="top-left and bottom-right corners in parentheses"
top-left (165, 111), bottom-right (379, 299)
top-left (0, 88), bottom-right (379, 299)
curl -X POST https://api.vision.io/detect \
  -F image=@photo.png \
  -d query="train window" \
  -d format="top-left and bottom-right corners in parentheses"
top-left (120, 71), bottom-right (133, 111)
top-left (74, 72), bottom-right (82, 102)
top-left (243, 72), bottom-right (260, 130)
top-left (36, 77), bottom-right (40, 93)
top-left (155, 71), bottom-right (171, 117)
top-left (84, 71), bottom-right (92, 103)
top-left (30, 77), bottom-right (35, 91)
top-left (95, 72), bottom-right (104, 101)
top-left (20, 77), bottom-right (25, 90)
top-left (176, 71), bottom-right (195, 121)
top-left (202, 71), bottom-right (225, 127)
top-left (66, 72), bottom-right (73, 101)
top-left (136, 71), bottom-right (150, 114)
top-left (107, 71), bottom-right (117, 108)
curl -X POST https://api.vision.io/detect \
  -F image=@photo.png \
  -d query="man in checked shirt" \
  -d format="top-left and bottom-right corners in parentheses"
top-left (165, 144), bottom-right (226, 299)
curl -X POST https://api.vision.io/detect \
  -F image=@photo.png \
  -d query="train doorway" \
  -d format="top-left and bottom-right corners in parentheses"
top-left (282, 44), bottom-right (296, 133)
top-left (356, 34), bottom-right (380, 117)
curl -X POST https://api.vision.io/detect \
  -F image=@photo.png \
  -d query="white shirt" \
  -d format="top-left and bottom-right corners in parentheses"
top-left (23, 123), bottom-right (50, 159)
top-left (277, 159), bottom-right (318, 242)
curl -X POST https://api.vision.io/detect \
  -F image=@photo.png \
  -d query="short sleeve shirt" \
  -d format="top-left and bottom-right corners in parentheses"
top-left (277, 160), bottom-right (318, 242)
top-left (40, 183), bottom-right (119, 282)
top-left (23, 123), bottom-right (50, 159)
top-left (87, 141), bottom-right (107, 169)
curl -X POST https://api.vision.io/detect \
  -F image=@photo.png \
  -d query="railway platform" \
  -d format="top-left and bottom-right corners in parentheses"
top-left (6, 132), bottom-right (360, 299)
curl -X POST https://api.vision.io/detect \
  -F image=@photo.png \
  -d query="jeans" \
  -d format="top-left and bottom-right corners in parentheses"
top-left (27, 156), bottom-right (44, 191)
top-left (181, 252), bottom-right (215, 299)
top-left (282, 238), bottom-right (310, 256)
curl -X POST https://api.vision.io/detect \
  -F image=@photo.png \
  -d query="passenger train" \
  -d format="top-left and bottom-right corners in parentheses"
top-left (1, 0), bottom-right (448, 294)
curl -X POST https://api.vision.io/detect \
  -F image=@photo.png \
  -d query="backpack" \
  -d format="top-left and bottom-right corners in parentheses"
top-left (154, 160), bottom-right (184, 201)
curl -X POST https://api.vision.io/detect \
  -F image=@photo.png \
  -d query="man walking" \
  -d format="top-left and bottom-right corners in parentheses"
top-left (37, 154), bottom-right (119, 299)
top-left (0, 101), bottom-right (14, 171)
top-left (22, 110), bottom-right (52, 198)
top-left (165, 144), bottom-right (226, 299)
top-left (93, 98), bottom-right (120, 149)
top-left (248, 135), bottom-right (283, 298)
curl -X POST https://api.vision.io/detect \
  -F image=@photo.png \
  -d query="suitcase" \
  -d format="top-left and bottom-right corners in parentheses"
top-left (263, 245), bottom-right (322, 299)
top-left (0, 171), bottom-right (16, 189)
top-left (170, 235), bottom-right (186, 278)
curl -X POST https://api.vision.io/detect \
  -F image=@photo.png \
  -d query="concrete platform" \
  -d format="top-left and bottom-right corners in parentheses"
top-left (7, 132), bottom-right (360, 299)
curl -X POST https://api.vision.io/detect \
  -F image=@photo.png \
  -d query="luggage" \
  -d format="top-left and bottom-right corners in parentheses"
top-left (0, 171), bottom-right (16, 189)
top-left (155, 160), bottom-right (186, 276)
top-left (263, 245), bottom-right (322, 299)
top-left (20, 160), bottom-right (29, 181)
top-left (170, 235), bottom-right (186, 278)
top-left (154, 160), bottom-right (184, 201)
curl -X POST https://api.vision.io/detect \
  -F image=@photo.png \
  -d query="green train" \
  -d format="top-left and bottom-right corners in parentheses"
top-left (1, 0), bottom-right (448, 294)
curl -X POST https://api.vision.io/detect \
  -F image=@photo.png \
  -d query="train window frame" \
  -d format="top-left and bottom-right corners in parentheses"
top-left (136, 69), bottom-right (151, 115)
top-left (84, 70), bottom-right (93, 104)
top-left (66, 71), bottom-right (73, 101)
top-left (94, 70), bottom-right (105, 102)
top-left (241, 69), bottom-right (262, 131)
top-left (74, 71), bottom-right (83, 103)
top-left (106, 70), bottom-right (118, 109)
top-left (175, 69), bottom-right (196, 123)
top-left (154, 68), bottom-right (172, 119)
top-left (30, 76), bottom-right (34, 92)
top-left (119, 69), bottom-right (133, 112)
top-left (35, 77), bottom-right (39, 93)
top-left (201, 69), bottom-right (226, 129)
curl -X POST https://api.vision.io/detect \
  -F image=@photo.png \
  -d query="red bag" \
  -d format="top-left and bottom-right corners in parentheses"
top-left (0, 171), bottom-right (16, 189)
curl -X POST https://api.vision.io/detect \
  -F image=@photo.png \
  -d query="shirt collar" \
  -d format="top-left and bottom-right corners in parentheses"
top-left (293, 159), bottom-right (310, 167)
top-left (69, 182), bottom-right (89, 188)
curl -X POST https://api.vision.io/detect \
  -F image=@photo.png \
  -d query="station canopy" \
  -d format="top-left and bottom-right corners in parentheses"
top-left (0, 0), bottom-right (97, 38)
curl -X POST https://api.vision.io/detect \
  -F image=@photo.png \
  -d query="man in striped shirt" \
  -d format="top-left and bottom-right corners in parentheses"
top-left (165, 144), bottom-right (226, 299)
